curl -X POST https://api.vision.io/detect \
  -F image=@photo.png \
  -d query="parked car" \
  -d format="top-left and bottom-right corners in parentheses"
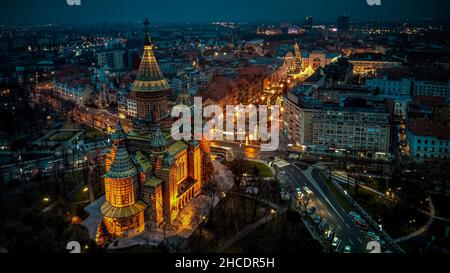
top-left (303, 186), bottom-right (313, 195)
top-left (319, 220), bottom-right (329, 231)
top-left (332, 236), bottom-right (340, 247)
top-left (307, 207), bottom-right (316, 215)
top-left (349, 211), bottom-right (359, 217)
top-left (343, 245), bottom-right (351, 253)
top-left (314, 215), bottom-right (322, 225)
top-left (366, 231), bottom-right (380, 241)
top-left (349, 211), bottom-right (362, 219)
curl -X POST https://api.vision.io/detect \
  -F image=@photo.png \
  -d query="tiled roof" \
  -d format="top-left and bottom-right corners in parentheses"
top-left (131, 37), bottom-right (171, 93)
top-left (111, 120), bottom-right (127, 141)
top-left (132, 151), bottom-right (152, 173)
top-left (205, 76), bottom-right (236, 100)
top-left (104, 143), bottom-right (138, 179)
top-left (143, 176), bottom-right (163, 187)
top-left (151, 127), bottom-right (168, 148)
top-left (239, 65), bottom-right (268, 77)
top-left (168, 141), bottom-right (188, 157)
top-left (408, 118), bottom-right (450, 140)
top-left (101, 200), bottom-right (147, 219)
top-left (164, 152), bottom-right (175, 166)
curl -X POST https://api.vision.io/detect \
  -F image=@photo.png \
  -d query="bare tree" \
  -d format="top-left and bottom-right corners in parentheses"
top-left (228, 152), bottom-right (247, 191)
top-left (194, 206), bottom-right (207, 243)
top-left (203, 178), bottom-right (219, 218)
top-left (298, 193), bottom-right (312, 215)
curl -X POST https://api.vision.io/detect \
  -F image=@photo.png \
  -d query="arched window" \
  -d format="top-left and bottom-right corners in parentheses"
top-left (177, 159), bottom-right (186, 181)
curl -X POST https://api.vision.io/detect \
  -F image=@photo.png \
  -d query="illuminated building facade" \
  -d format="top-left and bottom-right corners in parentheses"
top-left (99, 23), bottom-right (211, 238)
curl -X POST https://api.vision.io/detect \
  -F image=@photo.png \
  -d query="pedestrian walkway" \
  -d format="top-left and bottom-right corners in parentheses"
top-left (218, 214), bottom-right (276, 252)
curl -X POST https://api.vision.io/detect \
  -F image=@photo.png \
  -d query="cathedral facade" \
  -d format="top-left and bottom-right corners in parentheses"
top-left (99, 25), bottom-right (212, 238)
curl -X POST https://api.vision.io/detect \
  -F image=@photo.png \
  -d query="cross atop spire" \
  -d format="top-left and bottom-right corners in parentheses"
top-left (143, 18), bottom-right (151, 45)
top-left (144, 18), bottom-right (150, 33)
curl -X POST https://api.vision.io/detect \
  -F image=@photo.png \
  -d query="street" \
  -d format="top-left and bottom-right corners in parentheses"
top-left (279, 163), bottom-right (374, 253)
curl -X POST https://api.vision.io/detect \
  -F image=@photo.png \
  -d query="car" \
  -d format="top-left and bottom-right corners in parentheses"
top-left (343, 245), bottom-right (351, 253)
top-left (319, 220), bottom-right (329, 231)
top-left (366, 231), bottom-right (380, 241)
top-left (295, 188), bottom-right (304, 197)
top-left (307, 207), bottom-right (316, 215)
top-left (314, 215), bottom-right (322, 224)
top-left (350, 214), bottom-right (365, 222)
top-left (349, 211), bottom-right (361, 219)
top-left (303, 186), bottom-right (313, 195)
top-left (332, 236), bottom-right (340, 247)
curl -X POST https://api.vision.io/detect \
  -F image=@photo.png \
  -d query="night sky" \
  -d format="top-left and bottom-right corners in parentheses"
top-left (1, 0), bottom-right (449, 24)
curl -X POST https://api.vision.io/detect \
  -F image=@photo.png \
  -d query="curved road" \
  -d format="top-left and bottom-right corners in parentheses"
top-left (280, 163), bottom-right (373, 253)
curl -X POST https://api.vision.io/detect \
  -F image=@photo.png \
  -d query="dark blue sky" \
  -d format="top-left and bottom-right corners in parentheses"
top-left (1, 0), bottom-right (449, 24)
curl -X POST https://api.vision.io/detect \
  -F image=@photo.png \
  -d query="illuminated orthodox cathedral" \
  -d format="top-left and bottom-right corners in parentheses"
top-left (98, 20), bottom-right (212, 239)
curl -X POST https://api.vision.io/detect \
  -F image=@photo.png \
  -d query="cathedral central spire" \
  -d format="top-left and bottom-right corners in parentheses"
top-left (130, 18), bottom-right (172, 123)
top-left (132, 19), bottom-right (170, 93)
top-left (144, 18), bottom-right (152, 46)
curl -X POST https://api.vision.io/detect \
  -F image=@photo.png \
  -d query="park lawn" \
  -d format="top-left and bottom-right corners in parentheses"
top-left (48, 131), bottom-right (78, 142)
top-left (223, 160), bottom-right (274, 178)
top-left (84, 128), bottom-right (106, 140)
top-left (246, 161), bottom-right (274, 177)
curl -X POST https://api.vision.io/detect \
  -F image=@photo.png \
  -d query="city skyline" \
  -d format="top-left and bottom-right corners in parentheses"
top-left (1, 0), bottom-right (450, 25)
top-left (0, 0), bottom-right (449, 260)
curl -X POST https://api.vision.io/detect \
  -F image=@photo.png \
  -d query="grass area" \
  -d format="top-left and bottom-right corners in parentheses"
top-left (223, 160), bottom-right (274, 178)
top-left (246, 161), bottom-right (274, 177)
top-left (48, 130), bottom-right (78, 142)
top-left (319, 171), bottom-right (352, 212)
top-left (61, 121), bottom-right (106, 140)
top-left (84, 128), bottom-right (106, 140)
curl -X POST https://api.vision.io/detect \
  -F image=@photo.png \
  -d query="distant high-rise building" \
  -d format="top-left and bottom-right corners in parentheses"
top-left (95, 50), bottom-right (126, 70)
top-left (304, 16), bottom-right (313, 28)
top-left (337, 15), bottom-right (350, 33)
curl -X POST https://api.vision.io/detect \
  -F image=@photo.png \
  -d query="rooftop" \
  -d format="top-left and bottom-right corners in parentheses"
top-left (408, 118), bottom-right (450, 140)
